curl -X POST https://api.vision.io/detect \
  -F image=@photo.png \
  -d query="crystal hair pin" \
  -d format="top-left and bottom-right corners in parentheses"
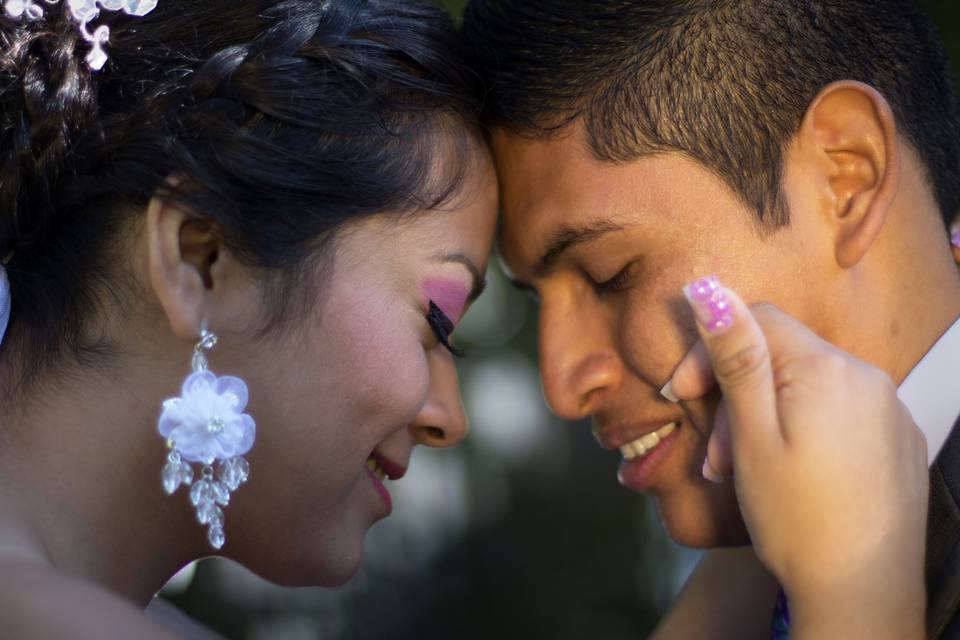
top-left (3, 0), bottom-right (158, 71)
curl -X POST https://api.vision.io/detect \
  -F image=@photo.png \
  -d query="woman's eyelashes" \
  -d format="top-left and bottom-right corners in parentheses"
top-left (427, 301), bottom-right (465, 357)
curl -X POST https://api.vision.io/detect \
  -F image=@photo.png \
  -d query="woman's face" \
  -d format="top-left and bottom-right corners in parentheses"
top-left (220, 153), bottom-right (498, 586)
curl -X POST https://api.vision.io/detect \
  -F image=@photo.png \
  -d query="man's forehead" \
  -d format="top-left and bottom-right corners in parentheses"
top-left (492, 131), bottom-right (748, 256)
top-left (492, 126), bottom-right (667, 278)
top-left (491, 125), bottom-right (598, 204)
top-left (491, 126), bottom-right (607, 272)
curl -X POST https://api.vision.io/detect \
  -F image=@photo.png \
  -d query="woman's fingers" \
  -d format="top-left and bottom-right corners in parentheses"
top-left (670, 277), bottom-right (928, 636)
top-left (704, 400), bottom-right (732, 480)
top-left (679, 276), bottom-right (780, 461)
top-left (671, 281), bottom-right (857, 480)
top-left (665, 339), bottom-right (715, 401)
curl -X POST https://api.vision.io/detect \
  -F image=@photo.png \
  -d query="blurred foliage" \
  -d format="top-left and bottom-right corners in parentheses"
top-left (437, 0), bottom-right (466, 20)
top-left (163, 3), bottom-right (960, 639)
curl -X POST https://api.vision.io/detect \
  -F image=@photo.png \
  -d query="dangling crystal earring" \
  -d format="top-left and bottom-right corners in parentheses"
top-left (158, 326), bottom-right (256, 550)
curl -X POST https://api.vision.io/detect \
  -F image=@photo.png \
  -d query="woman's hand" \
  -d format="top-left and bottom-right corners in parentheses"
top-left (669, 276), bottom-right (928, 639)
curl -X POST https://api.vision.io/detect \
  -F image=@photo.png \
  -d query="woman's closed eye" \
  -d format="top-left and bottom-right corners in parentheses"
top-left (427, 301), bottom-right (464, 357)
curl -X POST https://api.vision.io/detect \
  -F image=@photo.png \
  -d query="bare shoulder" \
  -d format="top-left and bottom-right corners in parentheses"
top-left (0, 559), bottom-right (179, 640)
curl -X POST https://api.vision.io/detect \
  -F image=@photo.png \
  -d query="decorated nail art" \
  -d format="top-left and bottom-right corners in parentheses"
top-left (683, 275), bottom-right (734, 333)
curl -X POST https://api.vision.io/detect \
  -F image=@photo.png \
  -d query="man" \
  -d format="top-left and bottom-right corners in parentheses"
top-left (461, 1), bottom-right (960, 636)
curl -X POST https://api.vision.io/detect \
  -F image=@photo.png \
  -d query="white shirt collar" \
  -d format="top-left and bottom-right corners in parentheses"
top-left (897, 315), bottom-right (960, 465)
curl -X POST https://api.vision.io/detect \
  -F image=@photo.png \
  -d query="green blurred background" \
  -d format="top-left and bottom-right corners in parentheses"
top-left (160, 2), bottom-right (960, 638)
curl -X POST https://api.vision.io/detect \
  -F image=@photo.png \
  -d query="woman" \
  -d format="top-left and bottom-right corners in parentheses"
top-left (0, 0), bottom-right (495, 636)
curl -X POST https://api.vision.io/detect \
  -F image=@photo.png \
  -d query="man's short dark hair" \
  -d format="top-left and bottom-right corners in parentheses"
top-left (462, 0), bottom-right (960, 228)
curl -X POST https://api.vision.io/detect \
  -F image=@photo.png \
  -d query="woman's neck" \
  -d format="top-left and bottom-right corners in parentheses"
top-left (0, 354), bottom-right (206, 606)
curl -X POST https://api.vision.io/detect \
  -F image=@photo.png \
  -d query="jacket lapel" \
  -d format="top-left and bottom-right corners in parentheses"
top-left (927, 412), bottom-right (960, 639)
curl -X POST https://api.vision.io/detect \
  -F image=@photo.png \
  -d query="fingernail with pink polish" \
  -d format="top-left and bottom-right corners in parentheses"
top-left (702, 458), bottom-right (724, 484)
top-left (683, 275), bottom-right (734, 333)
top-left (951, 230), bottom-right (960, 248)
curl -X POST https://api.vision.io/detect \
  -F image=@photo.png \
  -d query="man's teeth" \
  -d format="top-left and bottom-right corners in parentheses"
top-left (366, 457), bottom-right (387, 481)
top-left (619, 422), bottom-right (677, 460)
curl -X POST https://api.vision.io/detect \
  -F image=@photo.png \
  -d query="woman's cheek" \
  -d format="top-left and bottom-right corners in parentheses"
top-left (349, 328), bottom-right (431, 430)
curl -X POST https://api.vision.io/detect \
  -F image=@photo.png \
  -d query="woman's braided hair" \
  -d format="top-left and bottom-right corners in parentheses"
top-left (0, 0), bottom-right (482, 381)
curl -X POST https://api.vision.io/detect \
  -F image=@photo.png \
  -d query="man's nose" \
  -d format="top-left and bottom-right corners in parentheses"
top-left (538, 294), bottom-right (623, 420)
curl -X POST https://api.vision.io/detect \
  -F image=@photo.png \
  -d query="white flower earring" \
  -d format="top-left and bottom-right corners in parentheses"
top-left (158, 326), bottom-right (256, 549)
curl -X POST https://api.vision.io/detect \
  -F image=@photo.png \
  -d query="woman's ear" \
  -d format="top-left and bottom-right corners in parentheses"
top-left (145, 193), bottom-right (220, 341)
top-left (793, 80), bottom-right (901, 269)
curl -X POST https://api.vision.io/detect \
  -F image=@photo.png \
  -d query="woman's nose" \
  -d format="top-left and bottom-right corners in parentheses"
top-left (410, 350), bottom-right (468, 448)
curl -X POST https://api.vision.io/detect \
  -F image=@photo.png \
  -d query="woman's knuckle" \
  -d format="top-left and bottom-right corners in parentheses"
top-left (715, 343), bottom-right (768, 384)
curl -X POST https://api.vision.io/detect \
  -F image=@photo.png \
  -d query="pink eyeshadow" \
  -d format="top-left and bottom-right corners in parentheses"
top-left (423, 279), bottom-right (469, 324)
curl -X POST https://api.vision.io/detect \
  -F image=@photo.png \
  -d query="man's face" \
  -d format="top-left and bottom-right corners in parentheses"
top-left (493, 125), bottom-right (833, 547)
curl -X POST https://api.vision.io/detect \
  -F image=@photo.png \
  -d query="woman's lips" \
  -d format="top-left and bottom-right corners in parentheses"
top-left (365, 463), bottom-right (393, 512)
top-left (364, 451), bottom-right (406, 513)
top-left (371, 451), bottom-right (406, 480)
top-left (616, 424), bottom-right (682, 491)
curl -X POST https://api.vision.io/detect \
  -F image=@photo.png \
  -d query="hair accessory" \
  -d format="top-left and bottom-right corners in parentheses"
top-left (158, 327), bottom-right (256, 550)
top-left (3, 0), bottom-right (158, 71)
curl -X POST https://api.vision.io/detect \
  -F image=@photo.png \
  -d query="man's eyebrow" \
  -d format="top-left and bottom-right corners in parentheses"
top-left (432, 252), bottom-right (488, 303)
top-left (536, 219), bottom-right (626, 276)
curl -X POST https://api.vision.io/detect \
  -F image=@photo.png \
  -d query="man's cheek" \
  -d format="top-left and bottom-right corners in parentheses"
top-left (620, 307), bottom-right (694, 383)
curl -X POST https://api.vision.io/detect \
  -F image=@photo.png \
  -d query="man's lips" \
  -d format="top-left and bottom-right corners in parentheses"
top-left (617, 426), bottom-right (682, 491)
top-left (593, 418), bottom-right (685, 451)
top-left (595, 418), bottom-right (685, 491)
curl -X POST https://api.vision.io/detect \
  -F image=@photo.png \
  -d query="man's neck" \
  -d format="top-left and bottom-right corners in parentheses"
top-left (829, 233), bottom-right (960, 387)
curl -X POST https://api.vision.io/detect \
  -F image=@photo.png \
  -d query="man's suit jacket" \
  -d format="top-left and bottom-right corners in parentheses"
top-left (927, 411), bottom-right (960, 638)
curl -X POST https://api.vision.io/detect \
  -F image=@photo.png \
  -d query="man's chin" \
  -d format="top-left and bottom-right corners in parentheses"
top-left (653, 485), bottom-right (751, 548)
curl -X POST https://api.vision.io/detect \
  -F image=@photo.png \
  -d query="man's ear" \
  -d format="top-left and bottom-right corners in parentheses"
top-left (145, 194), bottom-right (221, 341)
top-left (795, 80), bottom-right (901, 269)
